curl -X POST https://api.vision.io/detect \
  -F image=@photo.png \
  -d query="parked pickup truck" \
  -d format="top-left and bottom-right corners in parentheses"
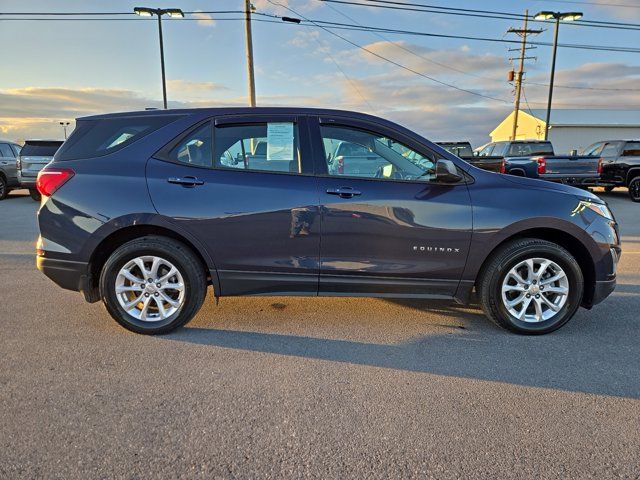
top-left (580, 140), bottom-right (640, 202)
top-left (437, 142), bottom-right (503, 172)
top-left (473, 140), bottom-right (601, 185)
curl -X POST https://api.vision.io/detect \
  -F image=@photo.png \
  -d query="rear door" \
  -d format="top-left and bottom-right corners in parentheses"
top-left (310, 116), bottom-right (472, 297)
top-left (146, 114), bottom-right (321, 296)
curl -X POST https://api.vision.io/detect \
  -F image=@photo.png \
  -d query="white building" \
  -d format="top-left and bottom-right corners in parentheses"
top-left (490, 109), bottom-right (640, 154)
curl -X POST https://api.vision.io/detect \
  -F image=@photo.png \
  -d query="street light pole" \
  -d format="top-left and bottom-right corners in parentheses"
top-left (59, 121), bottom-right (70, 139)
top-left (157, 12), bottom-right (168, 109)
top-left (134, 7), bottom-right (184, 109)
top-left (534, 11), bottom-right (583, 140)
top-left (544, 16), bottom-right (560, 141)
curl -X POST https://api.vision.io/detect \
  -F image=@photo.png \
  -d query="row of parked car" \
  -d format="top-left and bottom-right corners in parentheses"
top-left (0, 139), bottom-right (63, 201)
top-left (437, 140), bottom-right (640, 202)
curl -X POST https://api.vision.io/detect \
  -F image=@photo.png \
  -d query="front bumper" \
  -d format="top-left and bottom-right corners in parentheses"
top-left (592, 278), bottom-right (617, 306)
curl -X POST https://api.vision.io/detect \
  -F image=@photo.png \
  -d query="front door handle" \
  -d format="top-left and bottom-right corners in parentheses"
top-left (167, 176), bottom-right (204, 187)
top-left (326, 187), bottom-right (362, 198)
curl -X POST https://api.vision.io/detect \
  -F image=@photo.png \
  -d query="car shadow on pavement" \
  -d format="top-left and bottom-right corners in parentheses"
top-left (167, 301), bottom-right (640, 400)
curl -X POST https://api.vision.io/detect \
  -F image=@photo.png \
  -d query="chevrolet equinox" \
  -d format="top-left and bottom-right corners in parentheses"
top-left (36, 108), bottom-right (620, 335)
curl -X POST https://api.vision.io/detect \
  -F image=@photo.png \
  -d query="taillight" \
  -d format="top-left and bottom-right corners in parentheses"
top-left (16, 157), bottom-right (22, 171)
top-left (499, 159), bottom-right (506, 174)
top-left (36, 168), bottom-right (75, 197)
top-left (597, 157), bottom-right (603, 174)
top-left (534, 156), bottom-right (546, 174)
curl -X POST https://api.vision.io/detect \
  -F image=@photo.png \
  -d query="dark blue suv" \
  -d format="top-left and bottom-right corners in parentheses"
top-left (36, 108), bottom-right (620, 335)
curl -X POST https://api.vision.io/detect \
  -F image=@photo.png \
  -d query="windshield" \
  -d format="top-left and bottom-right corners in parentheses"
top-left (439, 144), bottom-right (473, 157)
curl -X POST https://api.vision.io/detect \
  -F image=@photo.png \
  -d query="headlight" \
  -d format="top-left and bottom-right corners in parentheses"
top-left (571, 200), bottom-right (613, 220)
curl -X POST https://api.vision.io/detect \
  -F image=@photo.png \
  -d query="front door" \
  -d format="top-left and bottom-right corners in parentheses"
top-left (147, 114), bottom-right (321, 296)
top-left (310, 116), bottom-right (473, 297)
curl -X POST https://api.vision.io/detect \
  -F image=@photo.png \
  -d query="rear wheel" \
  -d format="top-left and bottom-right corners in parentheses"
top-left (478, 238), bottom-right (583, 334)
top-left (628, 176), bottom-right (640, 202)
top-left (0, 176), bottom-right (7, 200)
top-left (29, 188), bottom-right (41, 201)
top-left (99, 236), bottom-right (207, 334)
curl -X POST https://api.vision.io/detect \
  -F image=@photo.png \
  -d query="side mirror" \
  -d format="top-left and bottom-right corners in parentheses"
top-left (435, 159), bottom-right (463, 183)
top-left (570, 149), bottom-right (578, 156)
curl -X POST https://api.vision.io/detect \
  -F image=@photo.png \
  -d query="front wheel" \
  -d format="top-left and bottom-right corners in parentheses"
top-left (99, 236), bottom-right (207, 334)
top-left (628, 176), bottom-right (640, 202)
top-left (478, 239), bottom-right (583, 334)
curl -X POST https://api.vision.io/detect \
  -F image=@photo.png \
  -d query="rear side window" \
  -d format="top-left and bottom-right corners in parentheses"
top-left (168, 122), bottom-right (212, 167)
top-left (55, 115), bottom-right (182, 161)
top-left (623, 142), bottom-right (640, 156)
top-left (20, 141), bottom-right (62, 157)
top-left (507, 142), bottom-right (553, 157)
top-left (214, 122), bottom-right (301, 174)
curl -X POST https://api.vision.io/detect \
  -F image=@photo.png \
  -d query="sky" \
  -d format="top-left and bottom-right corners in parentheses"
top-left (1, 0), bottom-right (639, 146)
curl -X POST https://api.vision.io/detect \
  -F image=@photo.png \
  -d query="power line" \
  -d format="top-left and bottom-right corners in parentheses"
top-left (319, 0), bottom-right (640, 31)
top-left (265, 0), bottom-right (512, 104)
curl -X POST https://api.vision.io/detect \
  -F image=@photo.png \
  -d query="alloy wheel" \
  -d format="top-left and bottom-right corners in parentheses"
top-left (501, 257), bottom-right (569, 323)
top-left (115, 255), bottom-right (185, 322)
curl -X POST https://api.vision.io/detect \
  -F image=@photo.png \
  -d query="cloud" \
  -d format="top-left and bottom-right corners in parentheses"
top-left (192, 11), bottom-right (216, 27)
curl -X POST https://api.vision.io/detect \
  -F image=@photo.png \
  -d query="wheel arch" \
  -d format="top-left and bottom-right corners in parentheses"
top-left (474, 226), bottom-right (596, 308)
top-left (626, 166), bottom-right (640, 185)
top-left (86, 221), bottom-right (220, 301)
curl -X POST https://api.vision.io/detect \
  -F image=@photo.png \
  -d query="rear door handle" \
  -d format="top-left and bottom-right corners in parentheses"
top-left (326, 187), bottom-right (362, 198)
top-left (167, 176), bottom-right (204, 187)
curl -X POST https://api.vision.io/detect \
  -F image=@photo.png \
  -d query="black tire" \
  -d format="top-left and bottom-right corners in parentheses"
top-left (0, 175), bottom-right (7, 200)
top-left (99, 236), bottom-right (207, 334)
top-left (628, 176), bottom-right (640, 202)
top-left (29, 188), bottom-right (41, 201)
top-left (603, 186), bottom-right (614, 193)
top-left (478, 238), bottom-right (583, 335)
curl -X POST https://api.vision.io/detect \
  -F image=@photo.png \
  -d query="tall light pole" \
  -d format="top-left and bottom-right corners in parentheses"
top-left (534, 11), bottom-right (583, 140)
top-left (59, 121), bottom-right (70, 139)
top-left (134, 7), bottom-right (184, 109)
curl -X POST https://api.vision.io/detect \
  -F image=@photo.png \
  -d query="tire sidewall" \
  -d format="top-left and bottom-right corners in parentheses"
top-left (100, 243), bottom-right (198, 333)
top-left (0, 176), bottom-right (7, 200)
top-left (629, 177), bottom-right (640, 202)
top-left (491, 245), bottom-right (583, 334)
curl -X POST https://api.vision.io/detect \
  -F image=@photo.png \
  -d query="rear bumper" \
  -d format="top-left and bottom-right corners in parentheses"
top-left (592, 278), bottom-right (617, 306)
top-left (37, 255), bottom-right (88, 293)
top-left (18, 173), bottom-right (37, 187)
top-left (539, 174), bottom-right (600, 186)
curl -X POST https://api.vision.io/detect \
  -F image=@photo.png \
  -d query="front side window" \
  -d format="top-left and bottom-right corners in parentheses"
top-left (477, 144), bottom-right (495, 157)
top-left (320, 125), bottom-right (436, 181)
top-left (214, 122), bottom-right (300, 174)
top-left (601, 142), bottom-right (621, 157)
top-left (582, 142), bottom-right (604, 156)
top-left (0, 143), bottom-right (14, 158)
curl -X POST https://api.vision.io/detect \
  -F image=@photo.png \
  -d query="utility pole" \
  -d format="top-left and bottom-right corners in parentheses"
top-left (507, 11), bottom-right (542, 141)
top-left (244, 0), bottom-right (256, 107)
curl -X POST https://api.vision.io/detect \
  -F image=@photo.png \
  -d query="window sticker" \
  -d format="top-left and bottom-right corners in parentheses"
top-left (267, 122), bottom-right (294, 161)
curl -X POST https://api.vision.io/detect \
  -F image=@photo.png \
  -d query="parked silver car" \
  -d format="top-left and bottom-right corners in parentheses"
top-left (17, 140), bottom-right (63, 200)
top-left (0, 140), bottom-right (22, 200)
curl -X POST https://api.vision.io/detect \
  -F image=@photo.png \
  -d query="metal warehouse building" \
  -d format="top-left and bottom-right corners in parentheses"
top-left (490, 109), bottom-right (640, 154)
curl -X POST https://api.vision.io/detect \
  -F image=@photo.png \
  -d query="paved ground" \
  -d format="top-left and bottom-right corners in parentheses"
top-left (1, 188), bottom-right (638, 479)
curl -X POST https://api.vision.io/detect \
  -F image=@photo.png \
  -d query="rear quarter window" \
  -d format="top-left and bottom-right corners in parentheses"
top-left (55, 115), bottom-right (183, 161)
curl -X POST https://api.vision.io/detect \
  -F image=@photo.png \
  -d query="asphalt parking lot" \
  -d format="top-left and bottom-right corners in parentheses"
top-left (1, 188), bottom-right (639, 478)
